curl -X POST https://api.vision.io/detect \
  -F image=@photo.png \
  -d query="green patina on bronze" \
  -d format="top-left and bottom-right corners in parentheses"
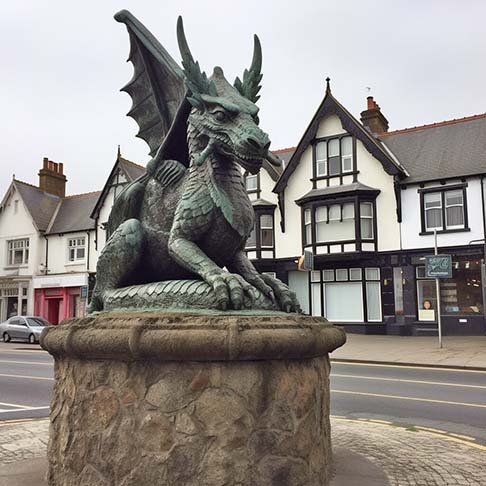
top-left (88, 11), bottom-right (300, 314)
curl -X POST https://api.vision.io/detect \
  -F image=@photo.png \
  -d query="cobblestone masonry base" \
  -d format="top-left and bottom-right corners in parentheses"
top-left (41, 313), bottom-right (346, 486)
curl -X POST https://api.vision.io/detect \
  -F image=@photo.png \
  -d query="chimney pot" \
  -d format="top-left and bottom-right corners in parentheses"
top-left (367, 96), bottom-right (374, 110)
top-left (43, 157), bottom-right (48, 169)
top-left (59, 162), bottom-right (64, 175)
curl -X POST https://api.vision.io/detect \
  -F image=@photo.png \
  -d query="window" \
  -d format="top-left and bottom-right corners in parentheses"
top-left (245, 209), bottom-right (275, 258)
top-left (304, 209), bottom-right (312, 245)
top-left (310, 267), bottom-right (381, 322)
top-left (315, 136), bottom-right (354, 177)
top-left (245, 174), bottom-right (258, 192)
top-left (421, 187), bottom-right (467, 232)
top-left (360, 202), bottom-right (373, 239)
top-left (68, 237), bottom-right (86, 262)
top-left (7, 239), bottom-right (29, 265)
top-left (311, 203), bottom-right (356, 243)
top-left (416, 260), bottom-right (482, 319)
top-left (260, 215), bottom-right (273, 247)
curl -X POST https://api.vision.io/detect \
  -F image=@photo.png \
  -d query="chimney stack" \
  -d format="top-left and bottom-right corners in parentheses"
top-left (38, 157), bottom-right (67, 197)
top-left (360, 96), bottom-right (389, 135)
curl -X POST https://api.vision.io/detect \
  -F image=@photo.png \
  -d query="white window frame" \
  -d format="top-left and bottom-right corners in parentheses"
top-left (245, 174), bottom-right (258, 192)
top-left (260, 214), bottom-right (274, 248)
top-left (444, 190), bottom-right (464, 230)
top-left (68, 237), bottom-right (86, 262)
top-left (315, 136), bottom-right (353, 177)
top-left (7, 238), bottom-right (29, 266)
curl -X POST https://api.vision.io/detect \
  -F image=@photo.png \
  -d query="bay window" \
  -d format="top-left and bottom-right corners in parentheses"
top-left (245, 207), bottom-right (275, 259)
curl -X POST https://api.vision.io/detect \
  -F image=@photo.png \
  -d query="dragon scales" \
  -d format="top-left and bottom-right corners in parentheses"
top-left (87, 11), bottom-right (300, 314)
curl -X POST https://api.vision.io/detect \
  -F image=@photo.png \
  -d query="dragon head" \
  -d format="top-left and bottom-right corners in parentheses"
top-left (177, 17), bottom-right (280, 174)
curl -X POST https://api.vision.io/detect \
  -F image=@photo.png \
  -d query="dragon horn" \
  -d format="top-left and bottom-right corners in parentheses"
top-left (177, 16), bottom-right (216, 100)
top-left (234, 34), bottom-right (263, 103)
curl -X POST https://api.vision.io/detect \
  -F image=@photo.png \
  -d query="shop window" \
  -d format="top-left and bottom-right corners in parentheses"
top-left (7, 238), bottom-right (29, 266)
top-left (315, 136), bottom-right (353, 178)
top-left (416, 260), bottom-right (482, 320)
top-left (310, 267), bottom-right (381, 322)
top-left (420, 186), bottom-right (468, 233)
top-left (68, 237), bottom-right (86, 262)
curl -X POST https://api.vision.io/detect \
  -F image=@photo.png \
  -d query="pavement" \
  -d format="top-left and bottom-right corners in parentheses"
top-left (1, 333), bottom-right (486, 485)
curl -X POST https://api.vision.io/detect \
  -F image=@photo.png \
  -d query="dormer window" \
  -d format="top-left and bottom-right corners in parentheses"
top-left (315, 135), bottom-right (354, 178)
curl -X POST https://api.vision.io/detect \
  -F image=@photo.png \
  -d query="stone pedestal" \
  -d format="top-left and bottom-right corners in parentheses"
top-left (41, 312), bottom-right (346, 486)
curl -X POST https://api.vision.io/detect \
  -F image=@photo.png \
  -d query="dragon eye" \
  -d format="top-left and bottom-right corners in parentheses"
top-left (213, 110), bottom-right (227, 122)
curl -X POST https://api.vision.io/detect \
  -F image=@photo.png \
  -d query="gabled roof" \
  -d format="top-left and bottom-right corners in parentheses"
top-left (47, 191), bottom-right (101, 234)
top-left (91, 152), bottom-right (146, 219)
top-left (379, 113), bottom-right (486, 183)
top-left (273, 83), bottom-right (406, 194)
top-left (4, 180), bottom-right (61, 232)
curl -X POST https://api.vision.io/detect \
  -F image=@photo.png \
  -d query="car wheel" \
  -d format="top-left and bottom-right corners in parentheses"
top-left (3, 332), bottom-right (11, 343)
top-left (28, 334), bottom-right (37, 344)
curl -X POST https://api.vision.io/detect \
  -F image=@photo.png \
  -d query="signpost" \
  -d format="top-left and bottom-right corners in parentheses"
top-left (425, 231), bottom-right (452, 348)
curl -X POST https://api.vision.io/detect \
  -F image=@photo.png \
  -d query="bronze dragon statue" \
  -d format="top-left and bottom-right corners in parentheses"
top-left (88, 11), bottom-right (300, 313)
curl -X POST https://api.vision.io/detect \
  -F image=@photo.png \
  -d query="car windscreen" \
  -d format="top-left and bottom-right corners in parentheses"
top-left (26, 318), bottom-right (48, 327)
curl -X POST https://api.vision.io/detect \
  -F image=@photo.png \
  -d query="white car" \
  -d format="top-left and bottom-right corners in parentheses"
top-left (0, 316), bottom-right (51, 344)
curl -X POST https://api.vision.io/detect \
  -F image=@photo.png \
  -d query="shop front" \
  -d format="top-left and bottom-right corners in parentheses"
top-left (412, 254), bottom-right (484, 335)
top-left (33, 274), bottom-right (88, 324)
top-left (0, 279), bottom-right (30, 321)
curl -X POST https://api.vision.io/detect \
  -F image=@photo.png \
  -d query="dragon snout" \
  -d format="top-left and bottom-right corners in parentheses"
top-left (243, 134), bottom-right (271, 156)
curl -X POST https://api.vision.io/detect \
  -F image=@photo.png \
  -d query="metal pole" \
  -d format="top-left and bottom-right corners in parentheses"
top-left (434, 230), bottom-right (442, 348)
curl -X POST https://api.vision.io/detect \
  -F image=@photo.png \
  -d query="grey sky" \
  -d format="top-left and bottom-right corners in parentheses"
top-left (1, 1), bottom-right (485, 199)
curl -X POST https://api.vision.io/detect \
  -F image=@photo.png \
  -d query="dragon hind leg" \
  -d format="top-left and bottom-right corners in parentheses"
top-left (87, 218), bottom-right (145, 313)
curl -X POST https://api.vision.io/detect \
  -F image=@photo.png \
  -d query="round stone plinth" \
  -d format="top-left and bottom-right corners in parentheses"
top-left (41, 312), bottom-right (346, 486)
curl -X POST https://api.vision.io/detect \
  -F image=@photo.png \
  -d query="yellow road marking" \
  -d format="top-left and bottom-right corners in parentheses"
top-left (332, 389), bottom-right (486, 408)
top-left (415, 425), bottom-right (448, 434)
top-left (332, 373), bottom-right (486, 389)
top-left (0, 373), bottom-right (53, 381)
top-left (331, 360), bottom-right (486, 374)
top-left (331, 416), bottom-right (486, 451)
top-left (449, 432), bottom-right (477, 441)
top-left (0, 359), bottom-right (51, 366)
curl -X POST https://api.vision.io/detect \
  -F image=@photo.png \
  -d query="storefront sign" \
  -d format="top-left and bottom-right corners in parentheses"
top-left (425, 255), bottom-right (452, 278)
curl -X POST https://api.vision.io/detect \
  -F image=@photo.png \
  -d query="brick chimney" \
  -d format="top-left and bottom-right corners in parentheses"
top-left (360, 96), bottom-right (389, 135)
top-left (38, 157), bottom-right (67, 197)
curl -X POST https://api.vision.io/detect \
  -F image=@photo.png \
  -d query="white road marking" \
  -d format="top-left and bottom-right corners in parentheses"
top-left (0, 359), bottom-right (52, 366)
top-left (332, 389), bottom-right (486, 408)
top-left (332, 360), bottom-right (486, 374)
top-left (0, 406), bottom-right (49, 414)
top-left (0, 373), bottom-right (53, 381)
top-left (332, 373), bottom-right (486, 389)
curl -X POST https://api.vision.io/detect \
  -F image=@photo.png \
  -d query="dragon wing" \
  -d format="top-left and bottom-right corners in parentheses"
top-left (115, 10), bottom-right (189, 160)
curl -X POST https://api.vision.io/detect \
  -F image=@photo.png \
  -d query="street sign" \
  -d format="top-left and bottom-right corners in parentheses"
top-left (425, 254), bottom-right (452, 278)
top-left (298, 250), bottom-right (314, 271)
top-left (80, 285), bottom-right (88, 299)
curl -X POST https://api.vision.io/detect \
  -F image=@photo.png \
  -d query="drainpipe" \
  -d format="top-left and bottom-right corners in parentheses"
top-left (86, 231), bottom-right (91, 272)
top-left (43, 235), bottom-right (49, 274)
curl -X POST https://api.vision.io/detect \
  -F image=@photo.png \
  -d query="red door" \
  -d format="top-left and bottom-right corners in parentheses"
top-left (47, 299), bottom-right (61, 325)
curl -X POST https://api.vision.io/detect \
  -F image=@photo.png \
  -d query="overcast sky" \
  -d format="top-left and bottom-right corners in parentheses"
top-left (1, 0), bottom-right (485, 199)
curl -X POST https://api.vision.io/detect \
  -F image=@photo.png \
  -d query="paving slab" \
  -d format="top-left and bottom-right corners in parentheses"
top-left (331, 334), bottom-right (486, 369)
top-left (2, 417), bottom-right (486, 485)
